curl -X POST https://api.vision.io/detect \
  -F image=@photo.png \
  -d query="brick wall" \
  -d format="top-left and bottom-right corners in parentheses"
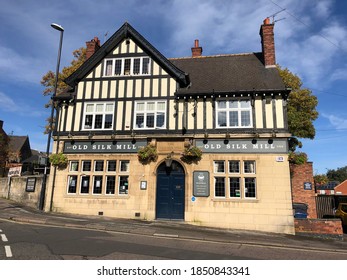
top-left (295, 218), bottom-right (343, 240)
top-left (290, 162), bottom-right (317, 218)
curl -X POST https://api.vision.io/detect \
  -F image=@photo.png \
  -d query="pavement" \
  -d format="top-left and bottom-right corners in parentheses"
top-left (1, 197), bottom-right (347, 254)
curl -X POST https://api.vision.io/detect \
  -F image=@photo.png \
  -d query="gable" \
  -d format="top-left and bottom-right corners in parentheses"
top-left (65, 22), bottom-right (189, 88)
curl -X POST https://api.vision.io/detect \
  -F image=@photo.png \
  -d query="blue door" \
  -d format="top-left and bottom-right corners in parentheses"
top-left (156, 161), bottom-right (185, 220)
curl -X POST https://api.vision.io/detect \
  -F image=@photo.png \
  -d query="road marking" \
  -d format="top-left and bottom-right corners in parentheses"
top-left (4, 246), bottom-right (12, 258)
top-left (1, 234), bottom-right (8, 242)
top-left (0, 229), bottom-right (2, 232)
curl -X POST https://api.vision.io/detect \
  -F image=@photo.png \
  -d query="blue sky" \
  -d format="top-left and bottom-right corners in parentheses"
top-left (1, 0), bottom-right (346, 174)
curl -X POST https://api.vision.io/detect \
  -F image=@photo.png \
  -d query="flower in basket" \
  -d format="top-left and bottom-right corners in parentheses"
top-left (49, 152), bottom-right (68, 169)
top-left (181, 146), bottom-right (202, 164)
top-left (138, 144), bottom-right (158, 164)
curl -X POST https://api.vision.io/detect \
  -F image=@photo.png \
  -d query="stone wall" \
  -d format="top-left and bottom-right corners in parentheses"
top-left (0, 175), bottom-right (46, 209)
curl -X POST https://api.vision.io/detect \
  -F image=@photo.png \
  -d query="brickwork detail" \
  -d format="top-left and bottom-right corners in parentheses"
top-left (290, 162), bottom-right (317, 218)
top-left (295, 218), bottom-right (343, 240)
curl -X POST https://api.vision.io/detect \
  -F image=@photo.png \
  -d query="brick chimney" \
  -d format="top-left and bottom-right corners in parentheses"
top-left (191, 39), bottom-right (203, 57)
top-left (86, 37), bottom-right (101, 60)
top-left (259, 18), bottom-right (276, 67)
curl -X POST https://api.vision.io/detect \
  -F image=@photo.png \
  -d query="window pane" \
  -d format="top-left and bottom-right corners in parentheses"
top-left (133, 58), bottom-right (140, 74)
top-left (104, 114), bottom-right (113, 129)
top-left (244, 161), bottom-right (256, 173)
top-left (105, 103), bottom-right (114, 112)
top-left (70, 161), bottom-right (79, 172)
top-left (105, 60), bottom-right (113, 76)
top-left (94, 115), bottom-right (103, 129)
top-left (146, 113), bottom-right (155, 128)
top-left (96, 104), bottom-right (104, 112)
top-left (80, 176), bottom-right (90, 194)
top-left (94, 160), bottom-right (104, 172)
top-left (217, 112), bottom-right (227, 127)
top-left (124, 59), bottom-right (131, 75)
top-left (115, 59), bottom-right (122, 75)
top-left (147, 102), bottom-right (155, 111)
top-left (214, 161), bottom-right (225, 173)
top-left (107, 160), bottom-right (116, 172)
top-left (120, 161), bottom-right (130, 172)
top-left (157, 102), bottom-right (165, 111)
top-left (218, 101), bottom-right (226, 109)
top-left (136, 103), bottom-right (145, 111)
top-left (84, 115), bottom-right (93, 129)
top-left (142, 58), bottom-right (150, 74)
top-left (245, 178), bottom-right (256, 198)
top-left (215, 177), bottom-right (225, 197)
top-left (240, 100), bottom-right (250, 108)
top-left (230, 177), bottom-right (241, 198)
top-left (106, 176), bottom-right (116, 194)
top-left (156, 113), bottom-right (165, 128)
top-left (229, 111), bottom-right (238, 126)
top-left (229, 101), bottom-right (238, 108)
top-left (135, 114), bottom-right (144, 128)
top-left (86, 104), bottom-right (94, 112)
top-left (68, 175), bottom-right (77, 194)
top-left (229, 161), bottom-right (240, 173)
top-left (93, 176), bottom-right (103, 194)
top-left (241, 111), bottom-right (251, 126)
top-left (82, 161), bottom-right (91, 172)
top-left (119, 176), bottom-right (129, 195)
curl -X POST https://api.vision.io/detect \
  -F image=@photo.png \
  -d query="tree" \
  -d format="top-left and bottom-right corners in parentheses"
top-left (0, 133), bottom-right (9, 176)
top-left (278, 66), bottom-right (318, 150)
top-left (40, 47), bottom-right (86, 133)
top-left (314, 174), bottom-right (329, 186)
top-left (326, 166), bottom-right (347, 183)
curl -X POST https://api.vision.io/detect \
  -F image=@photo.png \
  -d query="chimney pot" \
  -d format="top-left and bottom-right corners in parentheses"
top-left (191, 39), bottom-right (203, 57)
top-left (263, 17), bottom-right (271, 25)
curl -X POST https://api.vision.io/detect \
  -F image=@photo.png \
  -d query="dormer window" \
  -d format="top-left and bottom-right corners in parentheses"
top-left (216, 99), bottom-right (252, 128)
top-left (104, 57), bottom-right (151, 77)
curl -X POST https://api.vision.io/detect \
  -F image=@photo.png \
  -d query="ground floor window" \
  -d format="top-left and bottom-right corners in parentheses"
top-left (213, 160), bottom-right (257, 199)
top-left (66, 159), bottom-right (130, 196)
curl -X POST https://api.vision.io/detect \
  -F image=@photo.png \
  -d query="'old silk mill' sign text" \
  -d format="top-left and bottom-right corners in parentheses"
top-left (196, 139), bottom-right (288, 153)
top-left (64, 140), bottom-right (147, 154)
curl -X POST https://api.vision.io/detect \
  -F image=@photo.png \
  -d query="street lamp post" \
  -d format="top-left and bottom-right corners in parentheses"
top-left (39, 23), bottom-right (64, 211)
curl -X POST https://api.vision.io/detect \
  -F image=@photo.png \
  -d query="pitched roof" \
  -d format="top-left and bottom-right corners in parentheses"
top-left (9, 136), bottom-right (29, 152)
top-left (170, 53), bottom-right (287, 96)
top-left (65, 22), bottom-right (190, 88)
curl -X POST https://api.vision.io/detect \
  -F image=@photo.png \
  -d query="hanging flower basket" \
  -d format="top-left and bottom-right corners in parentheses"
top-left (137, 144), bottom-right (158, 164)
top-left (181, 146), bottom-right (202, 164)
top-left (49, 152), bottom-right (68, 169)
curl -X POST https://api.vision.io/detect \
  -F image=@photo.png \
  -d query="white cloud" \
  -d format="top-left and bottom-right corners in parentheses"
top-left (322, 113), bottom-right (347, 130)
top-left (0, 91), bottom-right (17, 112)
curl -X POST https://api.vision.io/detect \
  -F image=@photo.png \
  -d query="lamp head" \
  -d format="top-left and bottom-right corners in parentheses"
top-left (51, 23), bottom-right (64, 32)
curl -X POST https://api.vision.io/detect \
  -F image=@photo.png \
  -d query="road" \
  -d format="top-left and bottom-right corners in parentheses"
top-left (1, 219), bottom-right (347, 260)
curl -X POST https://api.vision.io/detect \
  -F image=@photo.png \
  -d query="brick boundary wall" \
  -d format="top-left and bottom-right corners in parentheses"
top-left (290, 162), bottom-right (317, 218)
top-left (295, 218), bottom-right (343, 240)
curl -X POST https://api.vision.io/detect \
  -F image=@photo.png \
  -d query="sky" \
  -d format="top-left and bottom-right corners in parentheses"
top-left (1, 0), bottom-right (346, 174)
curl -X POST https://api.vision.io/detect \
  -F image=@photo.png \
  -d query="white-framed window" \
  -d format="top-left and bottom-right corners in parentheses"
top-left (120, 160), bottom-right (130, 172)
top-left (83, 102), bottom-right (114, 130)
top-left (213, 160), bottom-right (257, 199)
top-left (118, 175), bottom-right (129, 195)
top-left (80, 175), bottom-right (90, 194)
top-left (93, 175), bottom-right (103, 194)
top-left (104, 57), bottom-right (151, 77)
top-left (134, 100), bottom-right (166, 129)
top-left (216, 100), bottom-right (252, 128)
top-left (94, 160), bottom-right (104, 172)
top-left (67, 175), bottom-right (78, 194)
top-left (82, 160), bottom-right (92, 172)
top-left (214, 161), bottom-right (225, 173)
top-left (107, 160), bottom-right (116, 172)
top-left (106, 176), bottom-right (116, 195)
top-left (69, 161), bottom-right (79, 172)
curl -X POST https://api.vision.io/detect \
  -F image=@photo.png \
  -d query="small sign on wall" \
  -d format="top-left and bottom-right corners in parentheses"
top-left (304, 182), bottom-right (313, 190)
top-left (26, 177), bottom-right (36, 192)
top-left (193, 171), bottom-right (210, 197)
top-left (140, 181), bottom-right (147, 190)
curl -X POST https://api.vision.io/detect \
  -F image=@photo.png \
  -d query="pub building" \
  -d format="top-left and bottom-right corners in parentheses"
top-left (47, 18), bottom-right (295, 234)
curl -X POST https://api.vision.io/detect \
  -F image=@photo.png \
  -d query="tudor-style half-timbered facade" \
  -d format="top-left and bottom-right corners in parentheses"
top-left (47, 19), bottom-right (295, 234)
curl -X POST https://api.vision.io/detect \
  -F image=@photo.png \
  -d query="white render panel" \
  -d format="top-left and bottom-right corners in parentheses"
top-left (116, 101), bottom-right (123, 130)
top-left (135, 80), bottom-right (142, 98)
top-left (101, 81), bottom-right (109, 99)
top-left (266, 101), bottom-right (273, 129)
top-left (196, 99), bottom-right (204, 129)
top-left (73, 103), bottom-right (82, 131)
top-left (85, 81), bottom-right (92, 99)
top-left (276, 98), bottom-right (284, 129)
top-left (93, 81), bottom-right (100, 99)
top-left (152, 79), bottom-right (159, 97)
top-left (255, 98), bottom-right (263, 129)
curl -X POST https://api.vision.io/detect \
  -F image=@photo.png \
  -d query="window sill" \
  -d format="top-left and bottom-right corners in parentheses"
top-left (211, 198), bottom-right (258, 203)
